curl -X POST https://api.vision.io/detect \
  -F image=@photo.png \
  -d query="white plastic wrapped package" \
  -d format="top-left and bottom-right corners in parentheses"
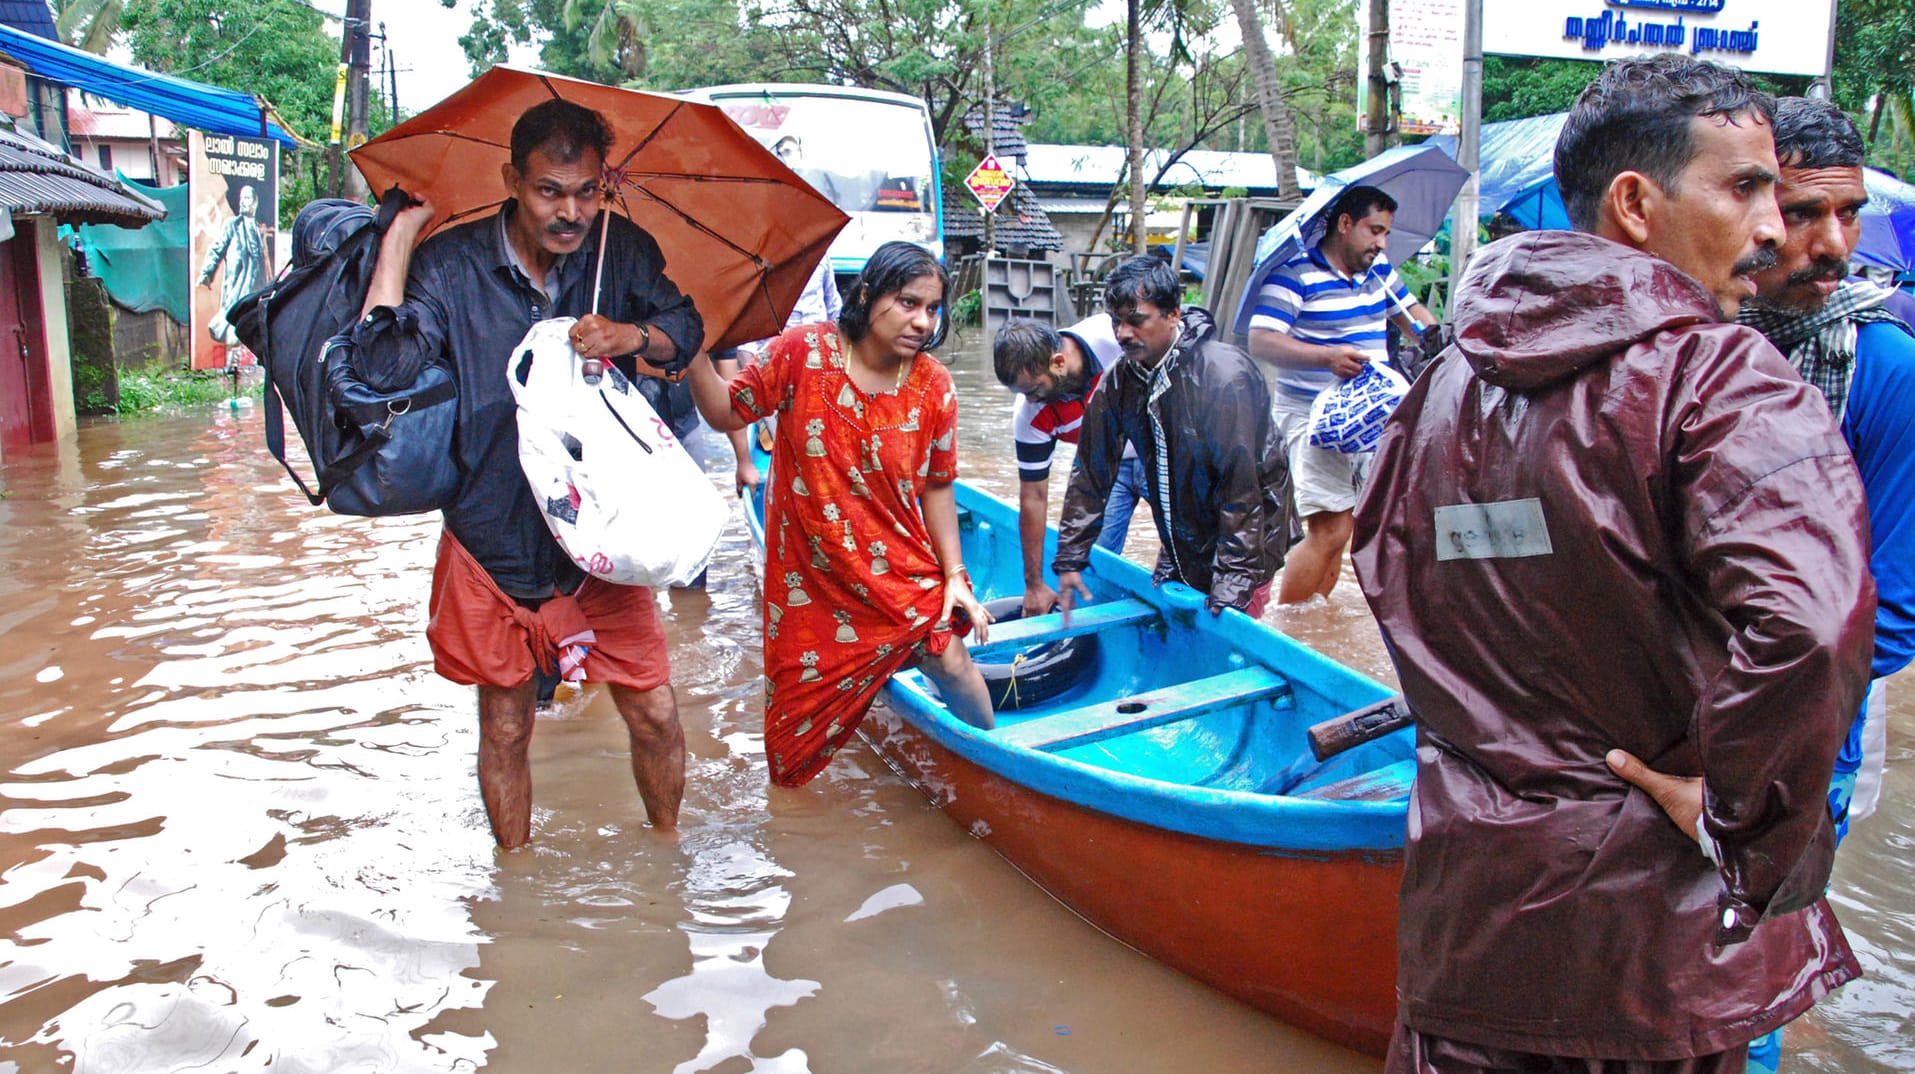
top-left (509, 317), bottom-right (726, 588)
top-left (1307, 360), bottom-right (1410, 454)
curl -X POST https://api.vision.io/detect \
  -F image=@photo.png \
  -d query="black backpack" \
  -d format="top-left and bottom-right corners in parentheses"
top-left (230, 188), bottom-right (459, 515)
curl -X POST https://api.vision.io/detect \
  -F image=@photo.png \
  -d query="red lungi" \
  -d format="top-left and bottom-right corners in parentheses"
top-left (426, 530), bottom-right (670, 691)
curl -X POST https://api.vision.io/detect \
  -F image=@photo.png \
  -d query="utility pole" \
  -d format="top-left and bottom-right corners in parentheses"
top-left (1447, 0), bottom-right (1483, 299)
top-left (326, 0), bottom-right (373, 198)
top-left (982, 19), bottom-right (996, 256)
top-left (1364, 0), bottom-right (1392, 159)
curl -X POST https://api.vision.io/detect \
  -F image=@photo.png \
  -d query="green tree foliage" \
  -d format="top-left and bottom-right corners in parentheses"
top-left (52, 0), bottom-right (125, 54)
top-left (118, 0), bottom-right (396, 224)
top-left (1831, 0), bottom-right (1915, 177)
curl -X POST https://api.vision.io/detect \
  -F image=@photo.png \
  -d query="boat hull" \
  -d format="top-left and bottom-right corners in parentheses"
top-left (861, 705), bottom-right (1402, 1056)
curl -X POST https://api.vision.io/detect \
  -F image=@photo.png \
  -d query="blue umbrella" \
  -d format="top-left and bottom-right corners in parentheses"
top-left (1498, 168), bottom-right (1915, 273)
top-left (1231, 144), bottom-right (1470, 337)
top-left (1855, 168), bottom-right (1915, 274)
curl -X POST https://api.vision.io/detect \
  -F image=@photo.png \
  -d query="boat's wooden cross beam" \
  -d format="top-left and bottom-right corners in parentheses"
top-left (998, 666), bottom-right (1292, 753)
top-left (966, 598), bottom-right (1159, 658)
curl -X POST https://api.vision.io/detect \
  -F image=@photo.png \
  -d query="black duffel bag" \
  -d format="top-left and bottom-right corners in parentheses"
top-left (317, 332), bottom-right (460, 516)
top-left (229, 188), bottom-right (460, 516)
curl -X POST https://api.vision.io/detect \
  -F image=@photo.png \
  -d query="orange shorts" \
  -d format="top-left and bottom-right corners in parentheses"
top-left (425, 530), bottom-right (671, 691)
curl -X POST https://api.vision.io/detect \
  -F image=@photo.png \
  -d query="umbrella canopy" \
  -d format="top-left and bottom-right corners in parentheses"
top-left (1231, 145), bottom-right (1469, 336)
top-left (1855, 167), bottom-right (1915, 274)
top-left (1499, 167), bottom-right (1915, 274)
top-left (350, 66), bottom-right (850, 352)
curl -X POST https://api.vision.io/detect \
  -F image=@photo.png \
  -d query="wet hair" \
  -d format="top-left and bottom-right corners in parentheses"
top-left (1103, 254), bottom-right (1181, 313)
top-left (510, 98), bottom-right (614, 172)
top-left (993, 319), bottom-right (1061, 387)
top-left (1554, 54), bottom-right (1774, 233)
top-left (1771, 97), bottom-right (1866, 170)
top-left (840, 241), bottom-right (949, 351)
top-left (1327, 185), bottom-right (1398, 232)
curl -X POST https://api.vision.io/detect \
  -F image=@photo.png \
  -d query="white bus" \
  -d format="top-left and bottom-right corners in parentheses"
top-left (691, 83), bottom-right (944, 273)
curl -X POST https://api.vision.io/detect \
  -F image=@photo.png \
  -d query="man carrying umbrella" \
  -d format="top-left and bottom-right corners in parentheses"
top-left (355, 98), bottom-right (703, 848)
top-left (1245, 185), bottom-right (1436, 605)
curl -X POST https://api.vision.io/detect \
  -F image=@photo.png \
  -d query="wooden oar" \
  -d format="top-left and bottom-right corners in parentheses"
top-left (1306, 694), bottom-right (1415, 762)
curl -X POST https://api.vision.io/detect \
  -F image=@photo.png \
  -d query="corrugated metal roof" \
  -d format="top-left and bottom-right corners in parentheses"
top-left (0, 125), bottom-right (165, 226)
top-left (1022, 143), bottom-right (1320, 193)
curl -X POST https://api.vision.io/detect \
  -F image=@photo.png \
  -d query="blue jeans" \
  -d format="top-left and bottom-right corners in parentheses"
top-left (1096, 457), bottom-right (1147, 554)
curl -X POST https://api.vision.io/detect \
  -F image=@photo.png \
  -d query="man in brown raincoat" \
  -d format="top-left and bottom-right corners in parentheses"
top-left (1352, 55), bottom-right (1874, 1072)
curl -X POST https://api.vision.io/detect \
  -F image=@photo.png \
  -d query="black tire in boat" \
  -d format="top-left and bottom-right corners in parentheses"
top-left (976, 596), bottom-right (1099, 712)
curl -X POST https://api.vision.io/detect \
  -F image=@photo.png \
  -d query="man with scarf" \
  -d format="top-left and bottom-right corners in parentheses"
top-left (1735, 95), bottom-right (1915, 1074)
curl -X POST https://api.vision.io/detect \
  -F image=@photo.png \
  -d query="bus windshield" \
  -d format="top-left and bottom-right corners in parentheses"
top-left (706, 88), bottom-right (942, 268)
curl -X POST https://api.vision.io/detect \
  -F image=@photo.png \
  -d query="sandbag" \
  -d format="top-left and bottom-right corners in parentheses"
top-left (509, 318), bottom-right (725, 587)
top-left (1307, 361), bottom-right (1409, 454)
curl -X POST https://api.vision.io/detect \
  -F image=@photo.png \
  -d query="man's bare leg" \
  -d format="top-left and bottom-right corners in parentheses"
top-left (1279, 509), bottom-right (1354, 604)
top-left (607, 682), bottom-right (686, 832)
top-left (477, 681), bottom-right (538, 849)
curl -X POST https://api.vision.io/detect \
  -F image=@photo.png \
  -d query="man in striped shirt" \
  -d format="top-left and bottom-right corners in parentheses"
top-left (995, 316), bottom-right (1147, 617)
top-left (1248, 185), bottom-right (1435, 603)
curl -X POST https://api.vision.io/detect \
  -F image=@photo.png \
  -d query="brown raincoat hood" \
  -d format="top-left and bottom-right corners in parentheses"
top-left (1353, 229), bottom-right (1872, 1060)
top-left (1452, 229), bottom-right (1719, 390)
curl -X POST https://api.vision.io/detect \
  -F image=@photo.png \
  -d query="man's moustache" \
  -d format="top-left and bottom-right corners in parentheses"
top-left (1785, 256), bottom-right (1849, 286)
top-left (1732, 247), bottom-right (1780, 276)
top-left (548, 221), bottom-right (585, 236)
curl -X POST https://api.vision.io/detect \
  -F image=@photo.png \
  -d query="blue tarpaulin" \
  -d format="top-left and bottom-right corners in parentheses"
top-left (0, 24), bottom-right (297, 148)
top-left (1424, 112), bottom-right (1567, 223)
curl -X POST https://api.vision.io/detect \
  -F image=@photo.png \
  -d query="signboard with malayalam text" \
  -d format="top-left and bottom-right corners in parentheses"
top-left (1480, 0), bottom-right (1834, 78)
top-left (965, 154), bottom-right (1015, 214)
top-left (1358, 0), bottom-right (1464, 137)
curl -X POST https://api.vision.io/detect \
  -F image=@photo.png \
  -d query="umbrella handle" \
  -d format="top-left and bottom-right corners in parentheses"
top-left (591, 207), bottom-right (610, 318)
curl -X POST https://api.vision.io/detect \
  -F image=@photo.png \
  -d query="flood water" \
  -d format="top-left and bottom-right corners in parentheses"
top-left (0, 331), bottom-right (1906, 1073)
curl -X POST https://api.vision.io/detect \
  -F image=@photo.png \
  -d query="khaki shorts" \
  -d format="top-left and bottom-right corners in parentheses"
top-left (1273, 391), bottom-right (1362, 518)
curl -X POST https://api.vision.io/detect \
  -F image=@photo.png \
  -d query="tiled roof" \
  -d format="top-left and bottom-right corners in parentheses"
top-left (0, 125), bottom-right (165, 226)
top-left (942, 182), bottom-right (1064, 252)
top-left (963, 103), bottom-right (1031, 166)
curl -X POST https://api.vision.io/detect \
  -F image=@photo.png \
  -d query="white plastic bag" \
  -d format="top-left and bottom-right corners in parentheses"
top-left (1307, 361), bottom-right (1410, 454)
top-left (509, 317), bottom-right (726, 588)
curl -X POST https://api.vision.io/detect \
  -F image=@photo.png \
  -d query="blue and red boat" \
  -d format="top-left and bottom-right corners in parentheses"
top-left (748, 450), bottom-right (1412, 1055)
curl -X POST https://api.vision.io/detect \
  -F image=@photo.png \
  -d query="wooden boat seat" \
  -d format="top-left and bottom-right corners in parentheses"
top-left (964, 598), bottom-right (1159, 662)
top-left (1290, 759), bottom-right (1416, 802)
top-left (998, 666), bottom-right (1292, 753)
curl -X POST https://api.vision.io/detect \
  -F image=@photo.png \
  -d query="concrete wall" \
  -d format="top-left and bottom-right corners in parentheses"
top-left (33, 218), bottom-right (76, 442)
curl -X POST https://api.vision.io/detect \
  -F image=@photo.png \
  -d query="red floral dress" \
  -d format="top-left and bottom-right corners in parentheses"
top-left (729, 323), bottom-right (962, 786)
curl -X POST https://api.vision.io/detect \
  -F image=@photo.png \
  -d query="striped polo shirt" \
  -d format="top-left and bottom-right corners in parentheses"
top-left (1248, 244), bottom-right (1416, 401)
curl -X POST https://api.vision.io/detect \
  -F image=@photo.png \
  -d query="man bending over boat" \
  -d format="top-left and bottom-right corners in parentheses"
top-left (1051, 256), bottom-right (1291, 617)
top-left (1352, 55), bottom-right (1873, 1073)
top-left (993, 316), bottom-right (1150, 617)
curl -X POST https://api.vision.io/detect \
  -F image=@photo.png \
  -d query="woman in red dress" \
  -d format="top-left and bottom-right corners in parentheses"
top-left (688, 242), bottom-right (995, 786)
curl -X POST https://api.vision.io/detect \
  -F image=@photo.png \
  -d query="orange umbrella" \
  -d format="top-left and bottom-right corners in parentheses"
top-left (350, 66), bottom-right (849, 352)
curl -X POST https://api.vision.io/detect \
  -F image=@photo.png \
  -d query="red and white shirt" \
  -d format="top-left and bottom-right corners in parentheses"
top-left (1013, 315), bottom-right (1132, 481)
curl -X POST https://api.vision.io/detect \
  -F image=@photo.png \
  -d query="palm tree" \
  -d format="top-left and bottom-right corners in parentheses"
top-left (54, 0), bottom-right (125, 54)
top-left (564, 0), bottom-right (648, 79)
top-left (1228, 0), bottom-right (1303, 201)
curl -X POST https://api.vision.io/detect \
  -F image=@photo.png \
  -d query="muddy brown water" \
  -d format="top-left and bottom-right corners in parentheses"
top-left (0, 334), bottom-right (1906, 1073)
